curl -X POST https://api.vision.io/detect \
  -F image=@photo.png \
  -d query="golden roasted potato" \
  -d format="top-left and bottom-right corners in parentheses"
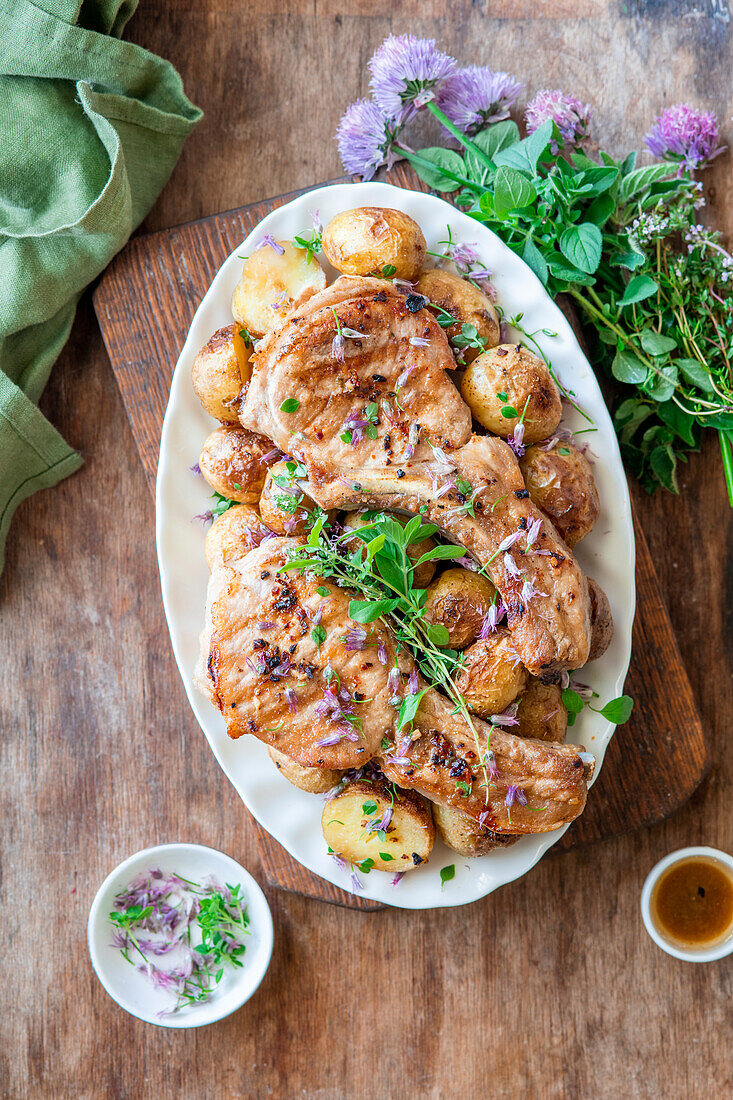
top-left (192, 323), bottom-right (252, 423)
top-left (341, 511), bottom-right (437, 588)
top-left (454, 629), bottom-right (528, 719)
top-left (198, 426), bottom-right (273, 504)
top-left (587, 576), bottom-right (614, 661)
top-left (205, 503), bottom-right (264, 570)
top-left (268, 746), bottom-right (343, 794)
top-left (232, 240), bottom-right (326, 337)
top-left (259, 460), bottom-right (317, 535)
top-left (415, 268), bottom-right (500, 363)
top-left (461, 344), bottom-right (562, 443)
top-left (322, 777), bottom-right (435, 872)
top-left (519, 441), bottom-right (600, 548)
top-left (423, 567), bottom-right (498, 649)
top-left (321, 207), bottom-right (426, 280)
top-left (516, 680), bottom-right (567, 743)
top-left (432, 803), bottom-right (518, 857)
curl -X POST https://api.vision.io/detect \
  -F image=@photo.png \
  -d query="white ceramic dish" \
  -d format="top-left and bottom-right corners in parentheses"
top-left (641, 846), bottom-right (733, 962)
top-left (87, 843), bottom-right (274, 1027)
top-left (156, 181), bottom-right (635, 909)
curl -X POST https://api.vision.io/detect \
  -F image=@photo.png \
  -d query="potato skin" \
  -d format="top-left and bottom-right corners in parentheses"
top-left (516, 680), bottom-right (567, 743)
top-left (205, 503), bottom-right (265, 570)
top-left (342, 511), bottom-right (437, 588)
top-left (192, 324), bottom-right (252, 423)
top-left (461, 344), bottom-right (562, 443)
top-left (321, 778), bottom-right (435, 872)
top-left (587, 576), bottom-right (614, 661)
top-left (321, 207), bottom-right (426, 280)
top-left (519, 441), bottom-right (600, 547)
top-left (268, 746), bottom-right (343, 794)
top-left (432, 803), bottom-right (518, 857)
top-left (454, 629), bottom-right (528, 719)
top-left (232, 240), bottom-right (326, 337)
top-left (415, 269), bottom-right (500, 363)
top-left (423, 567), bottom-right (498, 649)
top-left (198, 426), bottom-right (273, 504)
top-left (259, 460), bottom-right (317, 535)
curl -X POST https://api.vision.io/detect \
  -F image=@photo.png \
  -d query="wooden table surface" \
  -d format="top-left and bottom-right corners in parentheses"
top-left (3, 4), bottom-right (732, 1098)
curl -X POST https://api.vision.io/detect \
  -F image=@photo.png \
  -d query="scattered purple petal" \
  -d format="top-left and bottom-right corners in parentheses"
top-left (504, 552), bottom-right (522, 578)
top-left (505, 784), bottom-right (527, 809)
top-left (378, 639), bottom-right (388, 665)
top-left (257, 235), bottom-right (285, 255)
top-left (189, 462), bottom-right (201, 476)
top-left (391, 872), bottom-right (405, 887)
top-left (490, 703), bottom-right (520, 727)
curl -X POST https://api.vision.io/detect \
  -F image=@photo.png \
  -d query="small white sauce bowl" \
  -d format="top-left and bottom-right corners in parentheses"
top-left (88, 843), bottom-right (274, 1027)
top-left (641, 846), bottom-right (733, 963)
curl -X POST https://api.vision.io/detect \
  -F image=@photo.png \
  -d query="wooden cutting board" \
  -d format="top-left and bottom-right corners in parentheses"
top-left (93, 166), bottom-right (710, 911)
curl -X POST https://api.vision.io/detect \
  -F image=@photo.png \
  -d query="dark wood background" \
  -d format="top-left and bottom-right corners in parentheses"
top-left (2, 3), bottom-right (731, 1097)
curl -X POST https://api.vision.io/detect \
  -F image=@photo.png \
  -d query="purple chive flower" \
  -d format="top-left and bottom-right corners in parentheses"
top-left (525, 517), bottom-right (542, 550)
top-left (397, 365), bottom-right (416, 389)
top-left (405, 422), bottom-right (420, 459)
top-left (311, 209), bottom-right (323, 234)
top-left (504, 552), bottom-right (522, 578)
top-left (497, 531), bottom-right (523, 553)
top-left (478, 600), bottom-right (506, 638)
top-left (335, 98), bottom-right (397, 180)
top-left (378, 639), bottom-right (388, 666)
top-left (490, 703), bottom-right (519, 727)
top-left (257, 621), bottom-right (274, 630)
top-left (520, 577), bottom-right (548, 604)
top-left (344, 627), bottom-right (367, 651)
top-left (569, 678), bottom-right (594, 700)
top-left (505, 784), bottom-right (527, 810)
top-left (408, 670), bottom-right (419, 695)
top-left (507, 422), bottom-right (526, 457)
top-left (330, 852), bottom-right (348, 871)
top-left (285, 688), bottom-right (298, 712)
top-left (436, 66), bottom-right (524, 135)
top-left (368, 35), bottom-right (457, 121)
top-left (387, 666), bottom-right (402, 701)
top-left (189, 462), bottom-right (201, 476)
top-left (257, 235), bottom-right (285, 255)
top-left (271, 290), bottom-right (289, 310)
top-left (194, 510), bottom-right (214, 525)
top-left (349, 871), bottom-right (363, 892)
top-left (316, 731), bottom-right (344, 748)
top-left (485, 751), bottom-right (500, 783)
top-left (645, 103), bottom-right (724, 172)
top-left (478, 808), bottom-right (492, 828)
top-left (525, 90), bottom-right (592, 152)
top-left (560, 670), bottom-right (570, 690)
top-left (391, 872), bottom-right (405, 886)
top-left (409, 336), bottom-right (431, 348)
top-left (332, 332), bottom-right (345, 362)
top-left (367, 805), bottom-right (393, 833)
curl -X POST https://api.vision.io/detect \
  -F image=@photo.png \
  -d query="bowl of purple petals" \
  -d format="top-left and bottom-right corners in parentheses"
top-left (87, 843), bottom-right (274, 1027)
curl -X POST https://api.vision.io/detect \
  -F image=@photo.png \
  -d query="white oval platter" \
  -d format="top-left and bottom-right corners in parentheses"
top-left (156, 181), bottom-right (635, 910)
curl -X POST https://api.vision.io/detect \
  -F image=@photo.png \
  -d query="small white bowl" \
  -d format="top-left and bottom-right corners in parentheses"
top-left (641, 846), bottom-right (733, 962)
top-left (88, 843), bottom-right (274, 1027)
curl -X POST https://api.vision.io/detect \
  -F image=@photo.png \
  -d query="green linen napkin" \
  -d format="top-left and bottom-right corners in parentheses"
top-left (0, 0), bottom-right (202, 572)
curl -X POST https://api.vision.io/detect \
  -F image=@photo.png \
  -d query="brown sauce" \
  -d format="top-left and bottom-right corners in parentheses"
top-left (651, 856), bottom-right (733, 949)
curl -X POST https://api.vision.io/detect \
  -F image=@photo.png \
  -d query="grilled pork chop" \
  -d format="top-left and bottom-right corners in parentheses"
top-left (239, 277), bottom-right (591, 674)
top-left (195, 538), bottom-right (593, 833)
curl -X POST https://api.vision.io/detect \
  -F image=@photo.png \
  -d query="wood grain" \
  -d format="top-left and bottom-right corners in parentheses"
top-left (92, 165), bottom-right (710, 879)
top-left (2, 3), bottom-right (731, 1098)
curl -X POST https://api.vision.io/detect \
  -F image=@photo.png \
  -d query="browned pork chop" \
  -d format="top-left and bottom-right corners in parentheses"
top-left (239, 276), bottom-right (472, 471)
top-left (195, 538), bottom-right (592, 832)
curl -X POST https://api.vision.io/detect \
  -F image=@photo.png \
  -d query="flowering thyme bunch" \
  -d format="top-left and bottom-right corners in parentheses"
top-left (335, 37), bottom-right (732, 501)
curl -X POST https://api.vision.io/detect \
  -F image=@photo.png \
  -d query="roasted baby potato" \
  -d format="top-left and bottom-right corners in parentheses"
top-left (415, 269), bottom-right (500, 363)
top-left (520, 441), bottom-right (600, 548)
top-left (461, 344), bottom-right (562, 443)
top-left (259, 460), bottom-right (317, 535)
top-left (587, 576), bottom-right (614, 661)
top-left (516, 680), bottom-right (567, 743)
top-left (321, 777), bottom-right (435, 872)
top-left (342, 511), bottom-right (437, 588)
top-left (199, 426), bottom-right (273, 504)
top-left (423, 567), bottom-right (498, 649)
top-left (268, 746), bottom-right (343, 794)
top-left (432, 803), bottom-right (518, 857)
top-left (454, 629), bottom-right (528, 719)
top-left (232, 240), bottom-right (326, 337)
top-left (192, 323), bottom-right (252, 423)
top-left (205, 503), bottom-right (265, 570)
top-left (321, 207), bottom-right (426, 281)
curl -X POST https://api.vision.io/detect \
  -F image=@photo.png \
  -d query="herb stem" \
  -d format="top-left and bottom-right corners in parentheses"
top-left (425, 102), bottom-right (496, 172)
top-left (396, 146), bottom-right (483, 195)
top-left (719, 430), bottom-right (733, 507)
